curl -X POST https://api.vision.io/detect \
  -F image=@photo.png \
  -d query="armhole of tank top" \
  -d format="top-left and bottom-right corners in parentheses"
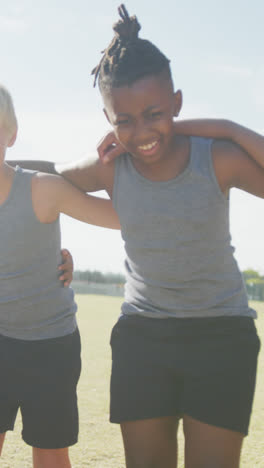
top-left (207, 139), bottom-right (229, 204)
top-left (29, 171), bottom-right (43, 223)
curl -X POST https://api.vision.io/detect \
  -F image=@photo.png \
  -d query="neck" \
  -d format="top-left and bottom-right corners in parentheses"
top-left (0, 160), bottom-right (13, 181)
top-left (0, 161), bottom-right (15, 205)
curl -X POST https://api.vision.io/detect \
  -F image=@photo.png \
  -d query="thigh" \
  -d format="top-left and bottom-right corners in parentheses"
top-left (0, 334), bottom-right (20, 434)
top-left (121, 416), bottom-right (179, 468)
top-left (110, 316), bottom-right (183, 423)
top-left (183, 317), bottom-right (260, 435)
top-left (183, 415), bottom-right (243, 468)
top-left (20, 329), bottom-right (81, 449)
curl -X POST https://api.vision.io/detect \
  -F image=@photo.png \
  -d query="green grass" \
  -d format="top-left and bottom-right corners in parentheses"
top-left (1, 296), bottom-right (264, 467)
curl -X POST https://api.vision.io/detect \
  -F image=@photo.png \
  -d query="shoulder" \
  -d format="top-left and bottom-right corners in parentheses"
top-left (212, 139), bottom-right (241, 179)
top-left (212, 139), bottom-right (264, 197)
top-left (212, 138), bottom-right (246, 161)
top-left (32, 172), bottom-right (65, 193)
top-left (31, 173), bottom-right (66, 223)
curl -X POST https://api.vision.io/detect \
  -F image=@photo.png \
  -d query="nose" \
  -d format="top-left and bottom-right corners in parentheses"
top-left (132, 118), bottom-right (154, 143)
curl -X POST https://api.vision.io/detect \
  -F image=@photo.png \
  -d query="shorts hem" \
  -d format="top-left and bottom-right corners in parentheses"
top-left (110, 410), bottom-right (181, 424)
top-left (183, 410), bottom-right (248, 436)
top-left (0, 426), bottom-right (14, 434)
top-left (22, 436), bottom-right (78, 449)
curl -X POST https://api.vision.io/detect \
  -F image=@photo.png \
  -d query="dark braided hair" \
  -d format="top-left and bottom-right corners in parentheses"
top-left (92, 4), bottom-right (172, 92)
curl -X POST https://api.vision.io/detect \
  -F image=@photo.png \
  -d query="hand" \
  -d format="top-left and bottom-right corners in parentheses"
top-left (58, 249), bottom-right (74, 287)
top-left (97, 131), bottom-right (126, 164)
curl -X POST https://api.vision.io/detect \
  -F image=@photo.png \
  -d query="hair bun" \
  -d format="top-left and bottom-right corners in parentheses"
top-left (113, 4), bottom-right (141, 42)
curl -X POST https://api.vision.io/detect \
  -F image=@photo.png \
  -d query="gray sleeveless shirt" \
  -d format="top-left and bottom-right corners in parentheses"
top-left (0, 166), bottom-right (77, 339)
top-left (113, 137), bottom-right (256, 319)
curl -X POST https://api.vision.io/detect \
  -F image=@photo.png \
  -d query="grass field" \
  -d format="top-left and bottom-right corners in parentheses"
top-left (1, 296), bottom-right (264, 467)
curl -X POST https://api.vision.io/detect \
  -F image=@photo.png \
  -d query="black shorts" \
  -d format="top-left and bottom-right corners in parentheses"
top-left (0, 328), bottom-right (81, 449)
top-left (110, 315), bottom-right (260, 435)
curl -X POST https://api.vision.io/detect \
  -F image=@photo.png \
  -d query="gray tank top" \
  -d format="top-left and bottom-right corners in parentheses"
top-left (113, 137), bottom-right (256, 319)
top-left (0, 166), bottom-right (77, 339)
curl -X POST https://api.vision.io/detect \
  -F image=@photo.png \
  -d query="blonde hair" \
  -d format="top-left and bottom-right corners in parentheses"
top-left (0, 84), bottom-right (18, 139)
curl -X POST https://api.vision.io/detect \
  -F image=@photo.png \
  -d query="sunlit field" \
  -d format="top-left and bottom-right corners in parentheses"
top-left (1, 296), bottom-right (264, 467)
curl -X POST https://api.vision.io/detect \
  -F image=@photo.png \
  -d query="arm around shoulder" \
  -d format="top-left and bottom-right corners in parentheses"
top-left (175, 118), bottom-right (264, 170)
top-left (32, 172), bottom-right (120, 229)
top-left (55, 154), bottom-right (115, 194)
top-left (50, 175), bottom-right (120, 229)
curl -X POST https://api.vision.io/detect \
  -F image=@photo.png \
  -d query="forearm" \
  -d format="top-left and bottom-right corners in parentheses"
top-left (175, 119), bottom-right (264, 169)
top-left (228, 122), bottom-right (264, 170)
top-left (7, 159), bottom-right (58, 174)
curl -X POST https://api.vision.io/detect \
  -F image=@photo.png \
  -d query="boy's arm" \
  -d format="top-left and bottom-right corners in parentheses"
top-left (212, 139), bottom-right (264, 199)
top-left (8, 152), bottom-right (115, 194)
top-left (174, 119), bottom-right (264, 170)
top-left (173, 119), bottom-right (264, 199)
top-left (33, 173), bottom-right (120, 229)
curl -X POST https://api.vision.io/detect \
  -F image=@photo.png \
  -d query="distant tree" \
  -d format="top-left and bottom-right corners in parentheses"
top-left (243, 269), bottom-right (261, 280)
top-left (243, 270), bottom-right (264, 301)
top-left (74, 269), bottom-right (125, 285)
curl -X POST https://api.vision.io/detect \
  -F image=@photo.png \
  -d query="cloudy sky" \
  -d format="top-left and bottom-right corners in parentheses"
top-left (1, 0), bottom-right (263, 273)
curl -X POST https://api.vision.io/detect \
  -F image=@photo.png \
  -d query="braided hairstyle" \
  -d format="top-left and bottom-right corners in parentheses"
top-left (92, 4), bottom-right (172, 92)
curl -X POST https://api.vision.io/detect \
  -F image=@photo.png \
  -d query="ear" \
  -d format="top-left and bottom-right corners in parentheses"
top-left (173, 89), bottom-right (183, 117)
top-left (7, 128), bottom-right (18, 147)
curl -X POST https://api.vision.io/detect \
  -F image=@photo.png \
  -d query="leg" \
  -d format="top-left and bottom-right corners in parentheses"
top-left (183, 415), bottom-right (244, 468)
top-left (121, 416), bottom-right (179, 468)
top-left (20, 331), bottom-right (81, 454)
top-left (32, 447), bottom-right (71, 468)
top-left (181, 318), bottom-right (260, 468)
top-left (0, 432), bottom-right (6, 456)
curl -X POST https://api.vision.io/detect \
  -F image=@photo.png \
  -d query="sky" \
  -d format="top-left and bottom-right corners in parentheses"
top-left (1, 0), bottom-right (264, 273)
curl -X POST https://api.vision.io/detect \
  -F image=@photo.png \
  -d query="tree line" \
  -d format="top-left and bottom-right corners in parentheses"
top-left (74, 270), bottom-right (125, 285)
top-left (243, 269), bottom-right (264, 301)
top-left (74, 269), bottom-right (264, 301)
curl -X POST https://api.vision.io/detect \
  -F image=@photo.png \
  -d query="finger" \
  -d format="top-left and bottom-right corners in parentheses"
top-left (97, 131), bottom-right (119, 159)
top-left (101, 144), bottom-right (125, 164)
top-left (59, 270), bottom-right (73, 280)
top-left (59, 249), bottom-right (74, 286)
top-left (59, 275), bottom-right (72, 287)
top-left (59, 249), bottom-right (73, 269)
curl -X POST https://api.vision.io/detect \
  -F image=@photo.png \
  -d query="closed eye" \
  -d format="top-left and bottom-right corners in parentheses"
top-left (115, 118), bottom-right (130, 126)
top-left (150, 111), bottom-right (163, 119)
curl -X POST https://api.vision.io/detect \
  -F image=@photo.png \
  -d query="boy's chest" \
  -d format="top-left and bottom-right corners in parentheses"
top-left (116, 176), bottom-right (227, 244)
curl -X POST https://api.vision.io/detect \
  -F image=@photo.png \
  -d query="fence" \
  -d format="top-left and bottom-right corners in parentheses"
top-left (72, 280), bottom-right (124, 297)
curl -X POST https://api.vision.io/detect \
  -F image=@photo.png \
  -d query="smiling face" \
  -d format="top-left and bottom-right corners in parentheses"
top-left (103, 72), bottom-right (182, 169)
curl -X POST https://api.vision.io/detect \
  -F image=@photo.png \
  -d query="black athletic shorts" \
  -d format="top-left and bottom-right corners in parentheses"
top-left (0, 328), bottom-right (81, 449)
top-left (110, 315), bottom-right (260, 435)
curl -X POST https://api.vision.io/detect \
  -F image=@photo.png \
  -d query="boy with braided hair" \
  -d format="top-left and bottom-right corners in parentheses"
top-left (14, 4), bottom-right (264, 467)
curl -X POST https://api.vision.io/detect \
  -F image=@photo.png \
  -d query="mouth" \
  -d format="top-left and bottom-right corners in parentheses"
top-left (137, 140), bottom-right (159, 156)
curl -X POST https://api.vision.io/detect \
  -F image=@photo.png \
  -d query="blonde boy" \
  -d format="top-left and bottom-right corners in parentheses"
top-left (0, 84), bottom-right (119, 468)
